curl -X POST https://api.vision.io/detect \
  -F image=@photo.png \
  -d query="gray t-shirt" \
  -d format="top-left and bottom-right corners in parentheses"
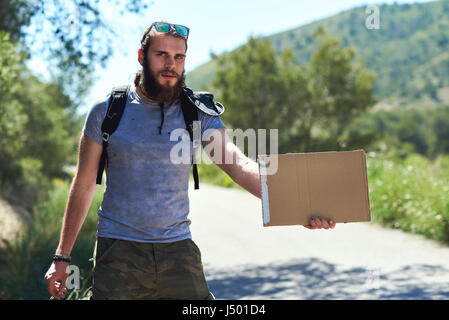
top-left (82, 85), bottom-right (225, 243)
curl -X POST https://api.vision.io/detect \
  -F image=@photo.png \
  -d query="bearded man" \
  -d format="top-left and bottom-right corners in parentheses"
top-left (44, 21), bottom-right (335, 300)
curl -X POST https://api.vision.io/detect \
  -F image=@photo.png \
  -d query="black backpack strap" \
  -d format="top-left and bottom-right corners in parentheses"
top-left (182, 86), bottom-right (225, 116)
top-left (96, 85), bottom-right (130, 185)
top-left (180, 89), bottom-right (200, 190)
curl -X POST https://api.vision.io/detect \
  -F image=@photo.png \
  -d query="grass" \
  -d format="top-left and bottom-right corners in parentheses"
top-left (196, 161), bottom-right (241, 189)
top-left (368, 153), bottom-right (449, 244)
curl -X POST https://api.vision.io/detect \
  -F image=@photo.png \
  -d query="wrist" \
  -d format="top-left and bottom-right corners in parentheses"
top-left (55, 247), bottom-right (71, 256)
top-left (52, 253), bottom-right (72, 263)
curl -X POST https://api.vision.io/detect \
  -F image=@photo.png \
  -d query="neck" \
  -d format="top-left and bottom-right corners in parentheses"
top-left (136, 84), bottom-right (158, 103)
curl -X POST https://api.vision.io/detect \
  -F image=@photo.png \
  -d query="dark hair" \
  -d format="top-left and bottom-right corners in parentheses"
top-left (134, 23), bottom-right (188, 87)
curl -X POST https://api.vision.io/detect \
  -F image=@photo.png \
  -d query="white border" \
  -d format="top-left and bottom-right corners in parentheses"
top-left (259, 159), bottom-right (270, 225)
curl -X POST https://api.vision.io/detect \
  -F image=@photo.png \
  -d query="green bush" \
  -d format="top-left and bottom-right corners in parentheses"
top-left (196, 155), bottom-right (241, 189)
top-left (0, 179), bottom-right (104, 300)
top-left (197, 164), bottom-right (238, 189)
top-left (344, 105), bottom-right (449, 159)
top-left (368, 153), bottom-right (449, 244)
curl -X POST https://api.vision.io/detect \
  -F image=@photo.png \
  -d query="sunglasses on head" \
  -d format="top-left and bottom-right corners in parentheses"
top-left (150, 22), bottom-right (190, 39)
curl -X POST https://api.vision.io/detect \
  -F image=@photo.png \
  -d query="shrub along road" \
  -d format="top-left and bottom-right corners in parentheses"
top-left (189, 183), bottom-right (449, 299)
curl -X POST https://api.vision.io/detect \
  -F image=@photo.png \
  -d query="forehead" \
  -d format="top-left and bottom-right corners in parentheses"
top-left (149, 34), bottom-right (186, 53)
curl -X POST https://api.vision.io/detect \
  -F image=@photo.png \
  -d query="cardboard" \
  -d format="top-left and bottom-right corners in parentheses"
top-left (258, 150), bottom-right (371, 227)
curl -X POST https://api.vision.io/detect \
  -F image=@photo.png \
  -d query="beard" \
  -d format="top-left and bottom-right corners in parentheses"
top-left (140, 59), bottom-right (185, 103)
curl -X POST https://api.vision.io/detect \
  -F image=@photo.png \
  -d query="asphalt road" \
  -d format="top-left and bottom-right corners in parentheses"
top-left (188, 183), bottom-right (449, 300)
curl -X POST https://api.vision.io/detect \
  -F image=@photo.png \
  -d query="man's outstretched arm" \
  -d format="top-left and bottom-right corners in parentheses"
top-left (202, 127), bottom-right (261, 199)
top-left (202, 127), bottom-right (335, 230)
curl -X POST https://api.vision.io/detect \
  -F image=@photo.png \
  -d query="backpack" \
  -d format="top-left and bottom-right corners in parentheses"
top-left (96, 85), bottom-right (225, 190)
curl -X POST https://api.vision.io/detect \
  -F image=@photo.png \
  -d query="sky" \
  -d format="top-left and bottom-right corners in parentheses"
top-left (27, 0), bottom-right (434, 114)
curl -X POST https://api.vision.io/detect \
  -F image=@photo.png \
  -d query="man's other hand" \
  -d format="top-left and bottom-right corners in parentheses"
top-left (304, 217), bottom-right (336, 230)
top-left (44, 261), bottom-right (69, 300)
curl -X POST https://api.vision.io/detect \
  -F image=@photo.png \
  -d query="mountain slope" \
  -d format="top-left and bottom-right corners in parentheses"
top-left (186, 1), bottom-right (449, 107)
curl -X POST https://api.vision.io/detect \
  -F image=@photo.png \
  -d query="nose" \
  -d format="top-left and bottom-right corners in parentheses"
top-left (164, 55), bottom-right (175, 70)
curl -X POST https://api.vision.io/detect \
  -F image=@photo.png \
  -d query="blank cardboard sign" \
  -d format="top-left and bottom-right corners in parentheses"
top-left (258, 150), bottom-right (371, 227)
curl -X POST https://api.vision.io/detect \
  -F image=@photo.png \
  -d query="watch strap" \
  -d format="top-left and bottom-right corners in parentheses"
top-left (52, 254), bottom-right (71, 263)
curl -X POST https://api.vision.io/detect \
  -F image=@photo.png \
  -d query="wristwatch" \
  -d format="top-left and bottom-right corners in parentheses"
top-left (52, 254), bottom-right (71, 263)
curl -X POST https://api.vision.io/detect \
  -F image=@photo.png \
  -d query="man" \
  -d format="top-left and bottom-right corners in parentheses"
top-left (44, 21), bottom-right (335, 300)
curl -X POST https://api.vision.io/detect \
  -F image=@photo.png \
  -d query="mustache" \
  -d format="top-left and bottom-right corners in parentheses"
top-left (158, 70), bottom-right (179, 77)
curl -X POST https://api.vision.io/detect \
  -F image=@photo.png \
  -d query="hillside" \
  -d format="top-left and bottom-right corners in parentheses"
top-left (186, 1), bottom-right (449, 108)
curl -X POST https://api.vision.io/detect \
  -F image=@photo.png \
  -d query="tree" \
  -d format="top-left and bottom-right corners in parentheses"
top-left (0, 31), bottom-right (79, 211)
top-left (0, 31), bottom-right (25, 157)
top-left (212, 27), bottom-right (377, 154)
top-left (0, 31), bottom-right (27, 199)
top-left (299, 27), bottom-right (377, 151)
top-left (0, 0), bottom-right (150, 101)
top-left (212, 37), bottom-right (306, 155)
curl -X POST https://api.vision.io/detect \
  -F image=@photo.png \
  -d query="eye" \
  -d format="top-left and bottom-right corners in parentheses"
top-left (156, 52), bottom-right (165, 56)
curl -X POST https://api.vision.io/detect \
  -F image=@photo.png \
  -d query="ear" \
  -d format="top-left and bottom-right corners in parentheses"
top-left (137, 49), bottom-right (144, 66)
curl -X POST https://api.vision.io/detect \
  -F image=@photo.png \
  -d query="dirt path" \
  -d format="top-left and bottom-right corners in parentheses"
top-left (188, 183), bottom-right (449, 299)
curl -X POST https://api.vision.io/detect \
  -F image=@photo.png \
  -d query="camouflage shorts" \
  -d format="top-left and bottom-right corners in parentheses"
top-left (91, 237), bottom-right (214, 300)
